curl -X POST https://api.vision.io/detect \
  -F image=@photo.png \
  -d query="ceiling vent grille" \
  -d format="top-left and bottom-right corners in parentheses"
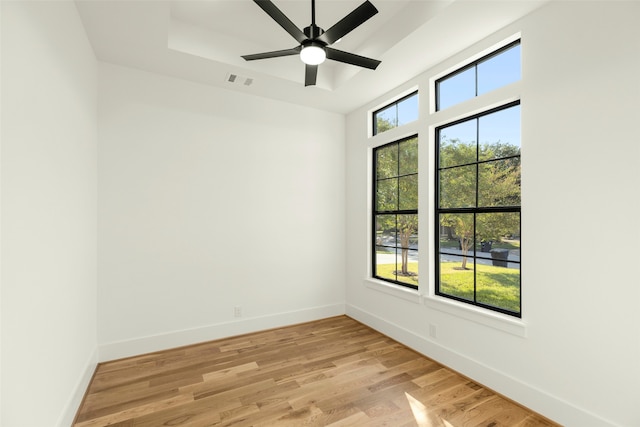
top-left (225, 73), bottom-right (253, 87)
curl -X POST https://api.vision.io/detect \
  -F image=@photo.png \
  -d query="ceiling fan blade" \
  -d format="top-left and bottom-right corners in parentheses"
top-left (242, 47), bottom-right (301, 61)
top-left (304, 64), bottom-right (318, 86)
top-left (253, 0), bottom-right (307, 44)
top-left (325, 47), bottom-right (380, 70)
top-left (317, 0), bottom-right (378, 45)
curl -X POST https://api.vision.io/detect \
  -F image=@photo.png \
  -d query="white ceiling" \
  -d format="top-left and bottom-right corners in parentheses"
top-left (76, 0), bottom-right (548, 114)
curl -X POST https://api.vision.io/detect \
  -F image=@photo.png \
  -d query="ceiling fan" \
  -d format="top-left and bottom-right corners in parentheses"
top-left (242, 0), bottom-right (381, 86)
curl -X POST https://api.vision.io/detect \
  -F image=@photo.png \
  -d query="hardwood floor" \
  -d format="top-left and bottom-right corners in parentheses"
top-left (74, 316), bottom-right (558, 426)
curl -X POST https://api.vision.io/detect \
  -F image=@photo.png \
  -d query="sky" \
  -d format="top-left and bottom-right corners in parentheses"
top-left (376, 42), bottom-right (521, 145)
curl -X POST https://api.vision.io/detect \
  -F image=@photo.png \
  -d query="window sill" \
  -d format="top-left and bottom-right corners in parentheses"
top-left (424, 295), bottom-right (527, 337)
top-left (364, 278), bottom-right (422, 304)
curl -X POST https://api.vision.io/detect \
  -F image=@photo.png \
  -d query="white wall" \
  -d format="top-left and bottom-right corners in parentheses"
top-left (345, 2), bottom-right (639, 427)
top-left (0, 2), bottom-right (98, 426)
top-left (97, 64), bottom-right (346, 359)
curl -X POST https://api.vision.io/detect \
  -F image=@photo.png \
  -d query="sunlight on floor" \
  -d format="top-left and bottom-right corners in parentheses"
top-left (405, 392), bottom-right (454, 427)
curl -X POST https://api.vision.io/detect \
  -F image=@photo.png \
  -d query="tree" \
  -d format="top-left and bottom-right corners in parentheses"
top-left (439, 137), bottom-right (520, 269)
top-left (376, 116), bottom-right (395, 134)
top-left (375, 137), bottom-right (418, 277)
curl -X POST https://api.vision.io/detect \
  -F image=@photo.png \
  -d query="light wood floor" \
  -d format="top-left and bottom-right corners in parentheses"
top-left (74, 316), bottom-right (559, 426)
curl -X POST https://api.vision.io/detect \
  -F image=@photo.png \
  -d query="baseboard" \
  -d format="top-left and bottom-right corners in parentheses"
top-left (346, 303), bottom-right (618, 427)
top-left (98, 303), bottom-right (346, 362)
top-left (56, 346), bottom-right (98, 427)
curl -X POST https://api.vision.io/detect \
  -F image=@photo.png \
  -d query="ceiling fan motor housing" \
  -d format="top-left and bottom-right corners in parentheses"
top-left (304, 24), bottom-right (325, 40)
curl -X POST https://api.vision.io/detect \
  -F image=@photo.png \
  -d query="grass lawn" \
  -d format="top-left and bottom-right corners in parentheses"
top-left (440, 261), bottom-right (520, 313)
top-left (375, 260), bottom-right (519, 314)
top-left (376, 262), bottom-right (418, 286)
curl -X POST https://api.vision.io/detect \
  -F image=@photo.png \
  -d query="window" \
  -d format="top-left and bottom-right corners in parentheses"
top-left (435, 102), bottom-right (521, 316)
top-left (373, 136), bottom-right (418, 289)
top-left (436, 41), bottom-right (520, 111)
top-left (373, 91), bottom-right (418, 135)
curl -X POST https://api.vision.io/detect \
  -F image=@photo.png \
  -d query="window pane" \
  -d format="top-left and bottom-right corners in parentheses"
top-left (376, 178), bottom-right (397, 211)
top-left (375, 105), bottom-right (396, 134)
top-left (376, 144), bottom-right (397, 179)
top-left (439, 255), bottom-right (474, 301)
top-left (397, 93), bottom-right (419, 126)
top-left (373, 92), bottom-right (418, 135)
top-left (478, 159), bottom-right (521, 207)
top-left (478, 43), bottom-right (521, 96)
top-left (439, 165), bottom-right (476, 208)
top-left (398, 137), bottom-right (418, 175)
top-left (375, 215), bottom-right (397, 248)
top-left (439, 120), bottom-right (477, 168)
top-left (439, 213), bottom-right (474, 255)
top-left (398, 175), bottom-right (418, 210)
top-left (479, 105), bottom-right (521, 162)
top-left (476, 262), bottom-right (520, 314)
top-left (437, 67), bottom-right (475, 110)
top-left (375, 246), bottom-right (397, 282)
top-left (476, 213), bottom-right (520, 253)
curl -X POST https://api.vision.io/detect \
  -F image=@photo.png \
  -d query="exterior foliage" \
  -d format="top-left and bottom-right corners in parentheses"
top-left (439, 137), bottom-right (520, 269)
top-left (374, 136), bottom-right (418, 285)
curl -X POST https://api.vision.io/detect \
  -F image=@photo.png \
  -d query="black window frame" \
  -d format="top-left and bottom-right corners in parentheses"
top-left (434, 101), bottom-right (521, 317)
top-left (435, 40), bottom-right (521, 111)
top-left (372, 135), bottom-right (419, 290)
top-left (372, 91), bottom-right (419, 136)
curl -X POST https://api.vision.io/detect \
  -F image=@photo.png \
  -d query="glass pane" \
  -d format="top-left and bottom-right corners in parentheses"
top-left (398, 175), bottom-right (418, 210)
top-left (374, 104), bottom-right (397, 135)
top-left (478, 44), bottom-right (521, 96)
top-left (479, 105), bottom-right (521, 162)
top-left (439, 165), bottom-right (476, 208)
top-left (398, 137), bottom-right (418, 175)
top-left (396, 249), bottom-right (419, 287)
top-left (437, 67), bottom-right (475, 110)
top-left (476, 262), bottom-right (520, 314)
top-left (476, 213), bottom-right (520, 258)
top-left (375, 246), bottom-right (397, 282)
top-left (376, 144), bottom-right (397, 179)
top-left (376, 178), bottom-right (397, 211)
top-left (439, 119), bottom-right (477, 168)
top-left (375, 215), bottom-right (397, 248)
top-left (439, 213), bottom-right (474, 257)
top-left (439, 255), bottom-right (474, 301)
top-left (397, 93), bottom-right (419, 126)
top-left (478, 159), bottom-right (521, 207)
top-left (438, 228), bottom-right (461, 253)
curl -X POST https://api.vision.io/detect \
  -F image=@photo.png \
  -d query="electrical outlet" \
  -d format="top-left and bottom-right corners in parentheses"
top-left (429, 324), bottom-right (437, 339)
top-left (234, 306), bottom-right (242, 318)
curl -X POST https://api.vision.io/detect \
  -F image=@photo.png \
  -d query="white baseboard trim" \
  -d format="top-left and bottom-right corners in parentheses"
top-left (98, 303), bottom-right (346, 362)
top-left (346, 303), bottom-right (618, 427)
top-left (57, 346), bottom-right (98, 427)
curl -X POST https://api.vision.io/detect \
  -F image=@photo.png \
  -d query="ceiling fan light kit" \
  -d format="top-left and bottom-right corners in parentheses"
top-left (300, 43), bottom-right (326, 65)
top-left (242, 0), bottom-right (381, 86)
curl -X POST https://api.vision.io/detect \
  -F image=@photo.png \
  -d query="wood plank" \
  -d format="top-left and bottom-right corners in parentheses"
top-left (73, 316), bottom-right (559, 426)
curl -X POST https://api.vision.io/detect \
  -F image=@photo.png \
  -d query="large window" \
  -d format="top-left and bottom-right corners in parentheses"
top-left (373, 136), bottom-right (418, 289)
top-left (435, 103), bottom-right (521, 316)
top-left (373, 91), bottom-right (418, 135)
top-left (436, 41), bottom-right (520, 111)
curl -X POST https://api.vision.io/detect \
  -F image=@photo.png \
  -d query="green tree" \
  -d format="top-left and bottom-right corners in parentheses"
top-left (439, 138), bottom-right (520, 269)
top-left (375, 137), bottom-right (418, 277)
top-left (376, 116), bottom-right (395, 134)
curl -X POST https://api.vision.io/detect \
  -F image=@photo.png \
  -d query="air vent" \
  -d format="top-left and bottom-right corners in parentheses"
top-left (225, 73), bottom-right (253, 87)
